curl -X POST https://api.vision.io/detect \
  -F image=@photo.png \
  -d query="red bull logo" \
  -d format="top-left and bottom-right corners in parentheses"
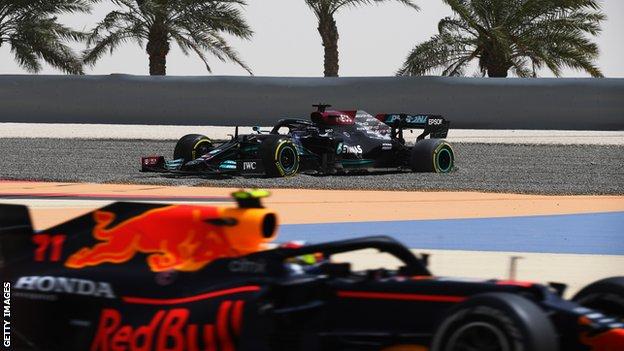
top-left (65, 205), bottom-right (277, 272)
top-left (91, 300), bottom-right (245, 351)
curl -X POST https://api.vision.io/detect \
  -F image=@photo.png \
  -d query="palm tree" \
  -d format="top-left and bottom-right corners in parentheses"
top-left (0, 0), bottom-right (91, 74)
top-left (398, 0), bottom-right (605, 78)
top-left (305, 0), bottom-right (419, 77)
top-left (84, 0), bottom-right (253, 75)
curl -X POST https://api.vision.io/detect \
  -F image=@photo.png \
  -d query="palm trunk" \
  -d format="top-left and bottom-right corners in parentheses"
top-left (146, 21), bottom-right (169, 76)
top-left (318, 14), bottom-right (339, 77)
top-left (487, 66), bottom-right (509, 78)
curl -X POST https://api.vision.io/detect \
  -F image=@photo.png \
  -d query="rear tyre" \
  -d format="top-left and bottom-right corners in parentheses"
top-left (431, 293), bottom-right (558, 351)
top-left (573, 276), bottom-right (624, 321)
top-left (260, 137), bottom-right (300, 177)
top-left (173, 134), bottom-right (213, 162)
top-left (410, 139), bottom-right (454, 173)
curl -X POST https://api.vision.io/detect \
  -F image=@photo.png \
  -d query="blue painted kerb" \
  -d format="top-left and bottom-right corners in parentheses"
top-left (279, 212), bottom-right (624, 255)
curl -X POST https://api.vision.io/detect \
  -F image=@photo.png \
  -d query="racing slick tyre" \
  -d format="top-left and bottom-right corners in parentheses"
top-left (431, 293), bottom-right (558, 351)
top-left (573, 276), bottom-right (624, 321)
top-left (410, 139), bottom-right (454, 173)
top-left (260, 137), bottom-right (300, 177)
top-left (173, 134), bottom-right (214, 162)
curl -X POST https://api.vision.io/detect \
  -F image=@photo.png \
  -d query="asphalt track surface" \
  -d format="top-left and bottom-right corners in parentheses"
top-left (0, 138), bottom-right (622, 194)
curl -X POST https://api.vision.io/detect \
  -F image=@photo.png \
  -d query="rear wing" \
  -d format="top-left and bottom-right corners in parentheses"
top-left (376, 114), bottom-right (450, 142)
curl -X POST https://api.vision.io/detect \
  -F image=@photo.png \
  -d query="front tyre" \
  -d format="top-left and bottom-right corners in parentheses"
top-left (431, 293), bottom-right (558, 351)
top-left (173, 134), bottom-right (214, 162)
top-left (260, 137), bottom-right (300, 177)
top-left (410, 139), bottom-right (454, 173)
top-left (573, 276), bottom-right (624, 321)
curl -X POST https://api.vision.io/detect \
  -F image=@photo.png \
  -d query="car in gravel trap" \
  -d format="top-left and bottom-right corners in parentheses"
top-left (140, 104), bottom-right (454, 177)
top-left (1, 191), bottom-right (623, 351)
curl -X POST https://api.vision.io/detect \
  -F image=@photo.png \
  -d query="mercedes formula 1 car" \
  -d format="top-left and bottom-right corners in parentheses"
top-left (141, 104), bottom-right (454, 177)
top-left (2, 193), bottom-right (623, 351)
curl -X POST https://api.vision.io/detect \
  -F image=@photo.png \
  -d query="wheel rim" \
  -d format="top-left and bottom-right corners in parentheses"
top-left (195, 142), bottom-right (212, 158)
top-left (445, 322), bottom-right (510, 351)
top-left (436, 147), bottom-right (453, 173)
top-left (278, 146), bottom-right (297, 172)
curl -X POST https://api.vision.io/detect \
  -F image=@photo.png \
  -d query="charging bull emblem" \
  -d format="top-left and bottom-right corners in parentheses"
top-left (65, 205), bottom-right (277, 272)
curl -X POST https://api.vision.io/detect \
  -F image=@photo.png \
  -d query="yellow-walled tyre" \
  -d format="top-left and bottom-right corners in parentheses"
top-left (260, 137), bottom-right (300, 177)
top-left (410, 139), bottom-right (454, 173)
top-left (173, 134), bottom-right (213, 162)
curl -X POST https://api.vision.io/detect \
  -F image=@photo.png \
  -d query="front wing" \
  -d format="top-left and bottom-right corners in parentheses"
top-left (140, 156), bottom-right (267, 177)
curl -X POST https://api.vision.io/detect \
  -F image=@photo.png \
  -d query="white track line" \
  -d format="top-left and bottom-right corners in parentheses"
top-left (1, 123), bottom-right (623, 145)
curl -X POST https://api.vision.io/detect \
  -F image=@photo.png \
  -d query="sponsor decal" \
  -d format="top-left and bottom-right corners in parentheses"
top-left (428, 118), bottom-right (443, 126)
top-left (336, 143), bottom-right (363, 155)
top-left (228, 259), bottom-right (266, 274)
top-left (64, 206), bottom-right (266, 272)
top-left (143, 157), bottom-right (160, 166)
top-left (382, 143), bottom-right (392, 151)
top-left (343, 132), bottom-right (350, 138)
top-left (386, 114), bottom-right (429, 125)
top-left (91, 301), bottom-right (245, 351)
top-left (407, 115), bottom-right (429, 124)
top-left (69, 319), bottom-right (91, 327)
top-left (242, 161), bottom-right (256, 171)
top-left (155, 271), bottom-right (178, 286)
top-left (14, 276), bottom-right (115, 299)
top-left (336, 114), bottom-right (353, 123)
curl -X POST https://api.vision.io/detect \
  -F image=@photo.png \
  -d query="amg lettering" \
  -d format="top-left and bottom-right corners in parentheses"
top-left (14, 276), bottom-right (115, 298)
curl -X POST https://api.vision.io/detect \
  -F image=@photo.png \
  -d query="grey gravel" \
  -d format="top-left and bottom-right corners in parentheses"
top-left (0, 138), bottom-right (622, 195)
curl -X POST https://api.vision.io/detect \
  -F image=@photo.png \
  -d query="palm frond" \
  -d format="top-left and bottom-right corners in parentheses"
top-left (81, 0), bottom-right (253, 74)
top-left (401, 0), bottom-right (604, 77)
top-left (0, 0), bottom-right (91, 74)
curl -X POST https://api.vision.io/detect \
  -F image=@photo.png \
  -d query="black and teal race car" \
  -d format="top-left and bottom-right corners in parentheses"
top-left (141, 104), bottom-right (454, 177)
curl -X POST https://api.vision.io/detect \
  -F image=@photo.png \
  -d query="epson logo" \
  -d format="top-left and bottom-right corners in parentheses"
top-left (243, 161), bottom-right (257, 170)
top-left (428, 118), bottom-right (443, 126)
top-left (14, 276), bottom-right (115, 299)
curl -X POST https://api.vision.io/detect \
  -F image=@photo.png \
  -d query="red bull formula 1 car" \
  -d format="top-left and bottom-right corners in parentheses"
top-left (1, 192), bottom-right (623, 351)
top-left (141, 104), bottom-right (454, 177)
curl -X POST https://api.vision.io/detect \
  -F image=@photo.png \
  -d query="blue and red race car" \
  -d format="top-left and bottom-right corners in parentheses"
top-left (1, 191), bottom-right (622, 351)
